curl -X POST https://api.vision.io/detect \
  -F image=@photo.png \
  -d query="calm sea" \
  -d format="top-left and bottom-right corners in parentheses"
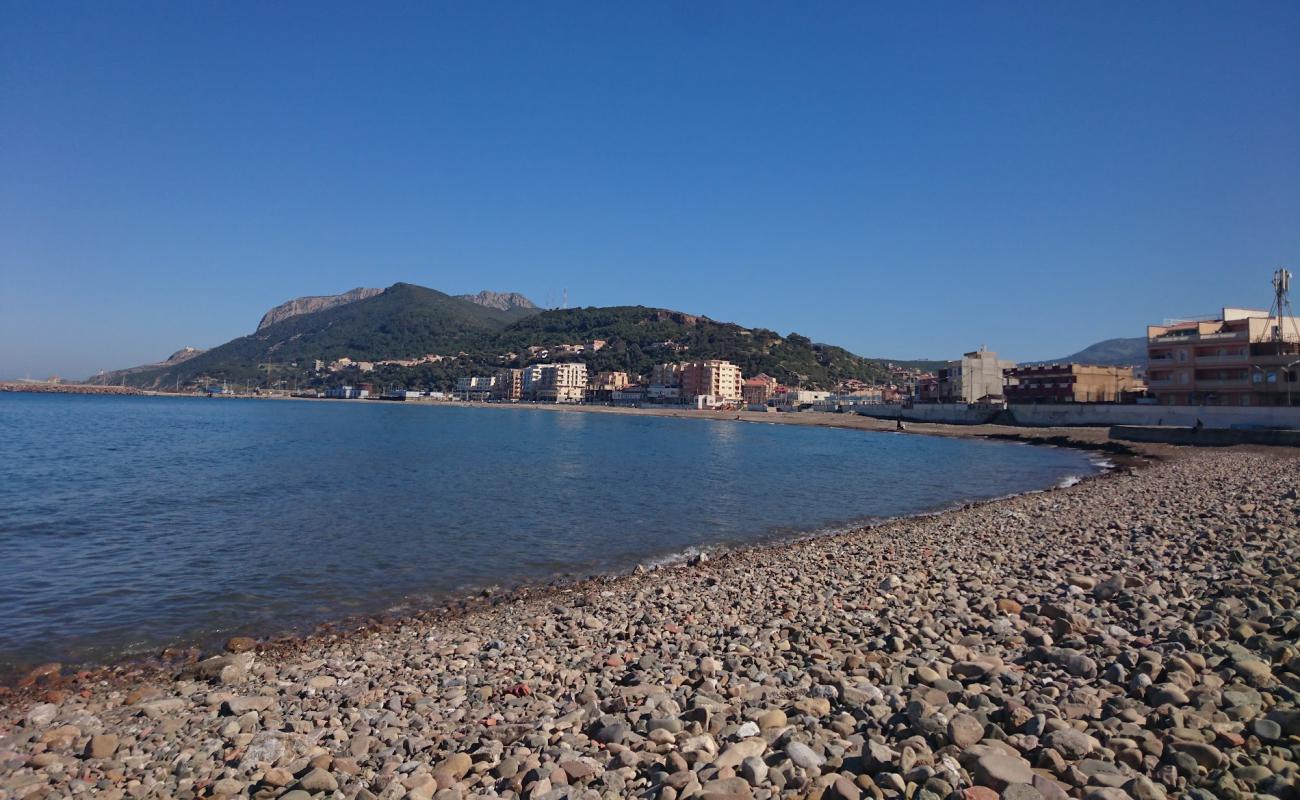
top-left (0, 393), bottom-right (1098, 673)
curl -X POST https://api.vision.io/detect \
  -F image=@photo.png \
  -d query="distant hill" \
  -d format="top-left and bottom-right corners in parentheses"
top-left (1035, 337), bottom-right (1147, 367)
top-left (87, 346), bottom-right (207, 385)
top-left (492, 306), bottom-right (936, 388)
top-left (107, 282), bottom-right (938, 390)
top-left (256, 287), bottom-right (382, 331)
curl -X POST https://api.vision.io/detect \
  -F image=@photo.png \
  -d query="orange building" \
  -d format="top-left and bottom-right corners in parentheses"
top-left (1148, 306), bottom-right (1300, 406)
top-left (680, 360), bottom-right (744, 402)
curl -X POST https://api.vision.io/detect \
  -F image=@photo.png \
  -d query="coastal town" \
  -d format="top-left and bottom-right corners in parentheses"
top-left (285, 273), bottom-right (1300, 431)
top-left (3, 5), bottom-right (1299, 800)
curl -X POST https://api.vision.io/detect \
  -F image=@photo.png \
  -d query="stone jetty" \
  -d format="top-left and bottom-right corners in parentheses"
top-left (1, 450), bottom-right (1297, 800)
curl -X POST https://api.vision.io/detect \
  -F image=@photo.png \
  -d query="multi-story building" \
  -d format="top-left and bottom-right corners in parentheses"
top-left (537, 362), bottom-right (588, 403)
top-left (325, 385), bottom-right (369, 399)
top-left (521, 364), bottom-right (548, 399)
top-left (455, 375), bottom-right (496, 400)
top-left (651, 363), bottom-right (683, 387)
top-left (591, 371), bottom-right (632, 391)
top-left (492, 369), bottom-right (523, 401)
top-left (921, 347), bottom-right (1015, 403)
top-left (742, 373), bottom-right (779, 406)
top-left (586, 371), bottom-right (632, 403)
top-left (1147, 306), bottom-right (1300, 406)
top-left (1004, 364), bottom-right (1142, 404)
top-left (680, 360), bottom-right (743, 402)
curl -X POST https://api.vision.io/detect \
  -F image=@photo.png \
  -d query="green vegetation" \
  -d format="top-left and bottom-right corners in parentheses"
top-left (119, 283), bottom-right (940, 391)
top-left (497, 307), bottom-right (931, 388)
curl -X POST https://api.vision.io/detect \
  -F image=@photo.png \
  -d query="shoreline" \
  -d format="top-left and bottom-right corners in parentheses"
top-left (0, 405), bottom-right (1125, 690)
top-left (12, 451), bottom-right (1123, 690)
top-left (1, 448), bottom-right (1296, 800)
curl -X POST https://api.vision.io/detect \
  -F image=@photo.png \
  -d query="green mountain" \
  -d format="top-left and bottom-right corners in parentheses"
top-left (112, 282), bottom-right (939, 390)
top-left (121, 283), bottom-right (538, 388)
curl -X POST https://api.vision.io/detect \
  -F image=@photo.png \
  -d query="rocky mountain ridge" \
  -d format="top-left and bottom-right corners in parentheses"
top-left (455, 291), bottom-right (537, 312)
top-left (255, 288), bottom-right (538, 332)
top-left (256, 288), bottom-right (383, 331)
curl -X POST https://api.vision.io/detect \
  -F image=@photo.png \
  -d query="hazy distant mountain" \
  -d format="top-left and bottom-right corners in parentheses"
top-left (256, 287), bottom-right (383, 331)
top-left (1036, 337), bottom-right (1147, 367)
top-left (455, 290), bottom-right (538, 317)
top-left (87, 346), bottom-right (207, 385)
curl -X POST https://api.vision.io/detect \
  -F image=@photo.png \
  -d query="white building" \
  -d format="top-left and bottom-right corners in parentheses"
top-left (326, 385), bottom-right (369, 399)
top-left (521, 364), bottom-right (548, 399)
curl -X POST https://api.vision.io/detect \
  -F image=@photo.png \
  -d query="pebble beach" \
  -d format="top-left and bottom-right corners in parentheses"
top-left (2, 446), bottom-right (1298, 800)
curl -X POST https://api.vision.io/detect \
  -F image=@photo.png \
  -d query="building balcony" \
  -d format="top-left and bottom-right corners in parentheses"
top-left (1150, 331), bottom-right (1246, 344)
top-left (1192, 378), bottom-right (1250, 388)
top-left (1191, 354), bottom-right (1248, 366)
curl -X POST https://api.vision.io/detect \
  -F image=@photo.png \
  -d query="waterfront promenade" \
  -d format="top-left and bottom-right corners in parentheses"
top-left (2, 445), bottom-right (1297, 800)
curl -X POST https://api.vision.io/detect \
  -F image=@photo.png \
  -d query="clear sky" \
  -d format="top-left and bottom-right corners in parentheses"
top-left (2, 2), bottom-right (1297, 379)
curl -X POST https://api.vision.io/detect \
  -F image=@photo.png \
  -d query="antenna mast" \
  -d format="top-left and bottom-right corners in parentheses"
top-left (1269, 267), bottom-right (1297, 344)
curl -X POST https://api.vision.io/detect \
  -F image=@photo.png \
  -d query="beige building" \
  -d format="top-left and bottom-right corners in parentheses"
top-left (1004, 364), bottom-right (1141, 403)
top-left (922, 347), bottom-right (1015, 403)
top-left (590, 371), bottom-right (632, 391)
top-left (493, 369), bottom-right (523, 401)
top-left (680, 360), bottom-right (743, 402)
top-left (537, 362), bottom-right (588, 403)
top-left (1148, 306), bottom-right (1300, 406)
top-left (651, 363), bottom-right (683, 387)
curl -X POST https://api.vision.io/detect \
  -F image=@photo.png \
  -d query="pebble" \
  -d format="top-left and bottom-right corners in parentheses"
top-left (0, 451), bottom-right (1295, 800)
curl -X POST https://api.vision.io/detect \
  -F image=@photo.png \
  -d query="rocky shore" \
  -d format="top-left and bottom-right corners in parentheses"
top-left (0, 382), bottom-right (144, 396)
top-left (2, 450), bottom-right (1298, 800)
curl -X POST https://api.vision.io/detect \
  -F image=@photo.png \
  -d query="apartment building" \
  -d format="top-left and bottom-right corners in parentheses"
top-left (1147, 307), bottom-right (1300, 406)
top-left (521, 364), bottom-right (548, 399)
top-left (492, 369), bottom-right (523, 401)
top-left (651, 363), bottom-right (683, 387)
top-left (537, 362), bottom-right (588, 403)
top-left (590, 371), bottom-right (632, 391)
top-left (920, 347), bottom-right (1015, 403)
top-left (742, 373), bottom-right (779, 405)
top-left (680, 360), bottom-right (744, 402)
top-left (455, 375), bottom-right (496, 400)
top-left (1004, 364), bottom-right (1141, 404)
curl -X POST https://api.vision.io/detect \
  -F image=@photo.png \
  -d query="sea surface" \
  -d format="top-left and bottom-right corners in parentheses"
top-left (0, 393), bottom-right (1099, 673)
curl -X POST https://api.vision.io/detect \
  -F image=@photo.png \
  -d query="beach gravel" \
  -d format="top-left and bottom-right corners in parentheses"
top-left (1, 449), bottom-right (1298, 800)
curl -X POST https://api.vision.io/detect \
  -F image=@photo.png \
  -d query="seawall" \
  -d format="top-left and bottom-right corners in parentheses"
top-left (857, 402), bottom-right (1300, 430)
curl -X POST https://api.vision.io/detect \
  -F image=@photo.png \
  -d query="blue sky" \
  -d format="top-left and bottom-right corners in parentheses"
top-left (2, 2), bottom-right (1297, 379)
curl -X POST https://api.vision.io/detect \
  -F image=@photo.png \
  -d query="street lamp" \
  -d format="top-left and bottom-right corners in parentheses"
top-left (1287, 359), bottom-right (1300, 407)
